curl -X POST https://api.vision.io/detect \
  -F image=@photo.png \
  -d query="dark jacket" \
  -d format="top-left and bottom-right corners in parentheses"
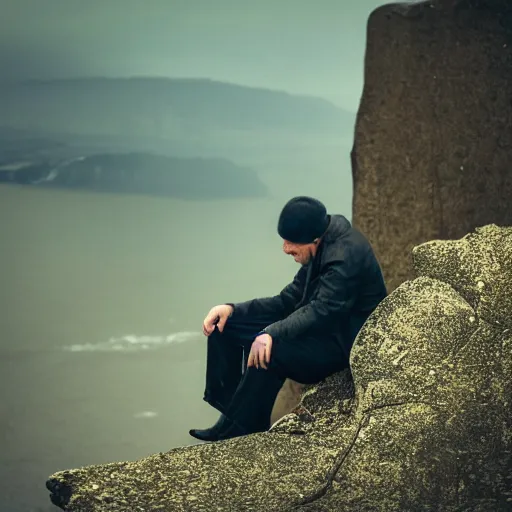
top-left (228, 214), bottom-right (388, 360)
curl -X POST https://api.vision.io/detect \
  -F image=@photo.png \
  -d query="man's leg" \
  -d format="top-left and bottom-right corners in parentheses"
top-left (190, 314), bottom-right (280, 441)
top-left (219, 366), bottom-right (287, 438)
top-left (217, 335), bottom-right (347, 440)
top-left (269, 335), bottom-right (349, 385)
top-left (203, 316), bottom-right (277, 414)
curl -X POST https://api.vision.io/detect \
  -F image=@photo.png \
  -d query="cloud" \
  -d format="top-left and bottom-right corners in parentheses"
top-left (0, 38), bottom-right (87, 82)
top-left (0, 0), bottom-right (388, 109)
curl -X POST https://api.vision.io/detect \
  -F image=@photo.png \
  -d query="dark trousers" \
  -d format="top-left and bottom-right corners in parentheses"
top-left (203, 314), bottom-right (348, 435)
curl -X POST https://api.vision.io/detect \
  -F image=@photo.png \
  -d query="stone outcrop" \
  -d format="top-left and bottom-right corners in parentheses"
top-left (351, 0), bottom-right (512, 293)
top-left (47, 222), bottom-right (512, 510)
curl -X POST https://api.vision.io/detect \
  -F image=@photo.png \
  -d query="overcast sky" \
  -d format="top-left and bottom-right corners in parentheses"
top-left (0, 0), bottom-right (395, 111)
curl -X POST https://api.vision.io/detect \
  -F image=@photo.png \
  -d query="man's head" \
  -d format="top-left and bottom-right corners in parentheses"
top-left (277, 196), bottom-right (330, 265)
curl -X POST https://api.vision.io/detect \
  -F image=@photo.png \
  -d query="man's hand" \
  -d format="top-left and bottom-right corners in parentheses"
top-left (203, 304), bottom-right (234, 336)
top-left (247, 333), bottom-right (273, 370)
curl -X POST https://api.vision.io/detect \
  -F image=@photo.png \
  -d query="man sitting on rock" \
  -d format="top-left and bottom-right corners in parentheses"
top-left (189, 196), bottom-right (388, 442)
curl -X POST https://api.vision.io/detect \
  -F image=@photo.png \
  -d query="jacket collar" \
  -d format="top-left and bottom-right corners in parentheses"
top-left (307, 214), bottom-right (351, 272)
top-left (321, 214), bottom-right (351, 244)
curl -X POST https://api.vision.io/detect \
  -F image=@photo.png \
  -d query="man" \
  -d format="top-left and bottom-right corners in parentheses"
top-left (189, 196), bottom-right (388, 442)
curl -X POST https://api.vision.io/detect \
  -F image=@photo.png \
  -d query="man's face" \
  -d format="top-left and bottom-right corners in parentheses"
top-left (282, 239), bottom-right (318, 265)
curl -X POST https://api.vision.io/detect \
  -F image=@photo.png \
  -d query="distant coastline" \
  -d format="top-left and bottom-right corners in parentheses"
top-left (0, 151), bottom-right (268, 200)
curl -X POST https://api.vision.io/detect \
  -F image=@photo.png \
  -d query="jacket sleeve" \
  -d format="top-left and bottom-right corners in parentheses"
top-left (263, 261), bottom-right (360, 343)
top-left (227, 265), bottom-right (307, 320)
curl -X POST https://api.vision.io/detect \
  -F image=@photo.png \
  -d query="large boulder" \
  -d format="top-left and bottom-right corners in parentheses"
top-left (351, 0), bottom-right (512, 293)
top-left (47, 222), bottom-right (512, 510)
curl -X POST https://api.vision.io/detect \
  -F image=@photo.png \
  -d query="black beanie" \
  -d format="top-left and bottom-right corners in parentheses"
top-left (277, 196), bottom-right (329, 244)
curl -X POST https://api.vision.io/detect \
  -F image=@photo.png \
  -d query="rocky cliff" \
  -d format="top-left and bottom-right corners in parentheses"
top-left (351, 0), bottom-right (512, 293)
top-left (46, 222), bottom-right (511, 510)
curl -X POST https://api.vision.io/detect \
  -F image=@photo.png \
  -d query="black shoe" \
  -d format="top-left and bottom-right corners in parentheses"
top-left (188, 427), bottom-right (220, 442)
top-left (189, 414), bottom-right (230, 442)
top-left (216, 421), bottom-right (249, 441)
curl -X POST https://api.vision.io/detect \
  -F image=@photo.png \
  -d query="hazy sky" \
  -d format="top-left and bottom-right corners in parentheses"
top-left (1, 0), bottom-right (393, 111)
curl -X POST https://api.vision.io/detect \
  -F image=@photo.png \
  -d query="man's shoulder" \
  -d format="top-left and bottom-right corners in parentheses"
top-left (321, 221), bottom-right (375, 269)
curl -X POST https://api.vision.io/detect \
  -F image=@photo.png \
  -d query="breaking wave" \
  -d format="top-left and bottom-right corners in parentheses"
top-left (133, 411), bottom-right (159, 419)
top-left (63, 331), bottom-right (201, 353)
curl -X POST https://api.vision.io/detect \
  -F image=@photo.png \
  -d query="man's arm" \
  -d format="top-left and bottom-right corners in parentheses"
top-left (263, 261), bottom-right (360, 343)
top-left (226, 265), bottom-right (307, 320)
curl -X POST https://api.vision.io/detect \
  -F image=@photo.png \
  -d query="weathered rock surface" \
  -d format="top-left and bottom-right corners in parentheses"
top-left (47, 222), bottom-right (512, 510)
top-left (351, 0), bottom-right (512, 293)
